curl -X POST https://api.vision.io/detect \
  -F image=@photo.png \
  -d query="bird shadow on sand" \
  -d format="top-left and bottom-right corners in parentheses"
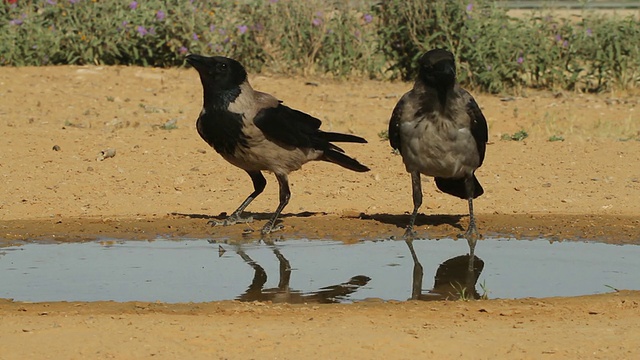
top-left (171, 211), bottom-right (465, 234)
top-left (359, 213), bottom-right (466, 232)
top-left (170, 211), bottom-right (326, 222)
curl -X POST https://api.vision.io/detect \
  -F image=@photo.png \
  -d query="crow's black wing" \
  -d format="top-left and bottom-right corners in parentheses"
top-left (465, 95), bottom-right (488, 166)
top-left (253, 104), bottom-right (322, 148)
top-left (388, 98), bottom-right (404, 152)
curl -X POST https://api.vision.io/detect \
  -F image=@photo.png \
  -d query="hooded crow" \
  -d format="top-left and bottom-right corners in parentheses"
top-left (388, 49), bottom-right (488, 251)
top-left (186, 54), bottom-right (370, 235)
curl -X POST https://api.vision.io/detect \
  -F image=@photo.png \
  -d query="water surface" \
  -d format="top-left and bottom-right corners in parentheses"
top-left (1, 238), bottom-right (638, 303)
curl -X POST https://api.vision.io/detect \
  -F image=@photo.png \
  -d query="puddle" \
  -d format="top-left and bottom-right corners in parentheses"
top-left (1, 238), bottom-right (639, 303)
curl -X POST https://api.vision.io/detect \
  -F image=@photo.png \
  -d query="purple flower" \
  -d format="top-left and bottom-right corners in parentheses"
top-left (209, 24), bottom-right (216, 32)
top-left (136, 26), bottom-right (148, 36)
top-left (312, 18), bottom-right (322, 26)
top-left (562, 40), bottom-right (568, 47)
top-left (555, 34), bottom-right (562, 42)
top-left (179, 46), bottom-right (188, 55)
top-left (46, 0), bottom-right (57, 5)
top-left (69, 0), bottom-right (80, 4)
top-left (363, 14), bottom-right (373, 24)
top-left (156, 10), bottom-right (166, 21)
top-left (9, 18), bottom-right (23, 26)
top-left (517, 57), bottom-right (524, 64)
top-left (586, 28), bottom-right (593, 36)
top-left (192, 33), bottom-right (199, 40)
top-left (237, 25), bottom-right (248, 35)
top-left (129, 1), bottom-right (137, 10)
top-left (466, 3), bottom-right (473, 11)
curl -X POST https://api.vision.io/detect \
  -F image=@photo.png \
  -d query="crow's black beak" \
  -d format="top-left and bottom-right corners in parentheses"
top-left (443, 63), bottom-right (456, 77)
top-left (185, 54), bottom-right (208, 71)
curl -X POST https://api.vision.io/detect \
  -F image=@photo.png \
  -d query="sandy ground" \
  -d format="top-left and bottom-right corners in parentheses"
top-left (0, 65), bottom-right (639, 359)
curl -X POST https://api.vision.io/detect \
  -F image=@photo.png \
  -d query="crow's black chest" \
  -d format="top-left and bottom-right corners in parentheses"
top-left (196, 109), bottom-right (249, 156)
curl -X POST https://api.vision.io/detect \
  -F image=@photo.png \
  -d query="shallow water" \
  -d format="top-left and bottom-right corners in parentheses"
top-left (1, 237), bottom-right (638, 303)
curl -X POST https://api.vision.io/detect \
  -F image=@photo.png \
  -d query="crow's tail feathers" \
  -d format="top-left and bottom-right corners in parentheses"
top-left (319, 131), bottom-right (367, 144)
top-left (323, 149), bottom-right (370, 173)
top-left (434, 175), bottom-right (484, 200)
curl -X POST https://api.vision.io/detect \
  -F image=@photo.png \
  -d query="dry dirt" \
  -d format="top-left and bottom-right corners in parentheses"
top-left (0, 65), bottom-right (639, 359)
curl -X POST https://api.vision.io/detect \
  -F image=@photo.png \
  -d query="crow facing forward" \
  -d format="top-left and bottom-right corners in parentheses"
top-left (388, 49), bottom-right (488, 252)
top-left (186, 54), bottom-right (370, 235)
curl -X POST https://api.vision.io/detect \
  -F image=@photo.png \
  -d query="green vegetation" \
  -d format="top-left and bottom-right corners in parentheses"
top-left (377, 129), bottom-right (389, 141)
top-left (2, 0), bottom-right (639, 92)
top-left (501, 129), bottom-right (529, 141)
top-left (478, 280), bottom-right (489, 300)
top-left (452, 280), bottom-right (489, 301)
top-left (159, 118), bottom-right (178, 130)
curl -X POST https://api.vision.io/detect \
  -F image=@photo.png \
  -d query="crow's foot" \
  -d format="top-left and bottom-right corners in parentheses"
top-left (458, 227), bottom-right (482, 243)
top-left (457, 226), bottom-right (482, 246)
top-left (403, 226), bottom-right (417, 240)
top-left (208, 215), bottom-right (254, 227)
top-left (261, 223), bottom-right (284, 235)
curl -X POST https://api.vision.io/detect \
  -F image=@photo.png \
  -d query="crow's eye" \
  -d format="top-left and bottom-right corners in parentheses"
top-left (215, 62), bottom-right (228, 72)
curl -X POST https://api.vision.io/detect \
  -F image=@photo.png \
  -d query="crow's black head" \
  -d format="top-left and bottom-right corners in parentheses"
top-left (417, 49), bottom-right (456, 88)
top-left (186, 54), bottom-right (247, 93)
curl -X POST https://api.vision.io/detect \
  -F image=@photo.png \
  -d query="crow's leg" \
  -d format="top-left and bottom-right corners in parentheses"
top-left (209, 171), bottom-right (266, 227)
top-left (273, 248), bottom-right (292, 291)
top-left (236, 249), bottom-right (267, 301)
top-left (464, 253), bottom-right (478, 299)
top-left (461, 174), bottom-right (481, 274)
top-left (405, 239), bottom-right (424, 300)
top-left (261, 173), bottom-right (291, 235)
top-left (404, 171), bottom-right (422, 239)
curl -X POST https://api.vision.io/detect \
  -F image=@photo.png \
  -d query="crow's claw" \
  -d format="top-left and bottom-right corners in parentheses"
top-left (403, 227), bottom-right (417, 240)
top-left (458, 227), bottom-right (482, 246)
top-left (261, 223), bottom-right (284, 235)
top-left (208, 215), bottom-right (254, 227)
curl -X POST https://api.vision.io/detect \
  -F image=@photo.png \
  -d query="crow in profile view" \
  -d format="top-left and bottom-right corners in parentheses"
top-left (186, 54), bottom-right (370, 235)
top-left (388, 49), bottom-right (488, 252)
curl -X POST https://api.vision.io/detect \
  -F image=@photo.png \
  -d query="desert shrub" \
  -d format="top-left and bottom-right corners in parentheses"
top-left (374, 0), bottom-right (640, 92)
top-left (373, 0), bottom-right (469, 81)
top-left (0, 0), bottom-right (266, 68)
top-left (244, 0), bottom-right (382, 76)
top-left (1, 0), bottom-right (639, 91)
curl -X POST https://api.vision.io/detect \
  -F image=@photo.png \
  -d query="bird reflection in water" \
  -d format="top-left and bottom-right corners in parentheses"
top-left (235, 245), bottom-right (370, 304)
top-left (405, 239), bottom-right (485, 301)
